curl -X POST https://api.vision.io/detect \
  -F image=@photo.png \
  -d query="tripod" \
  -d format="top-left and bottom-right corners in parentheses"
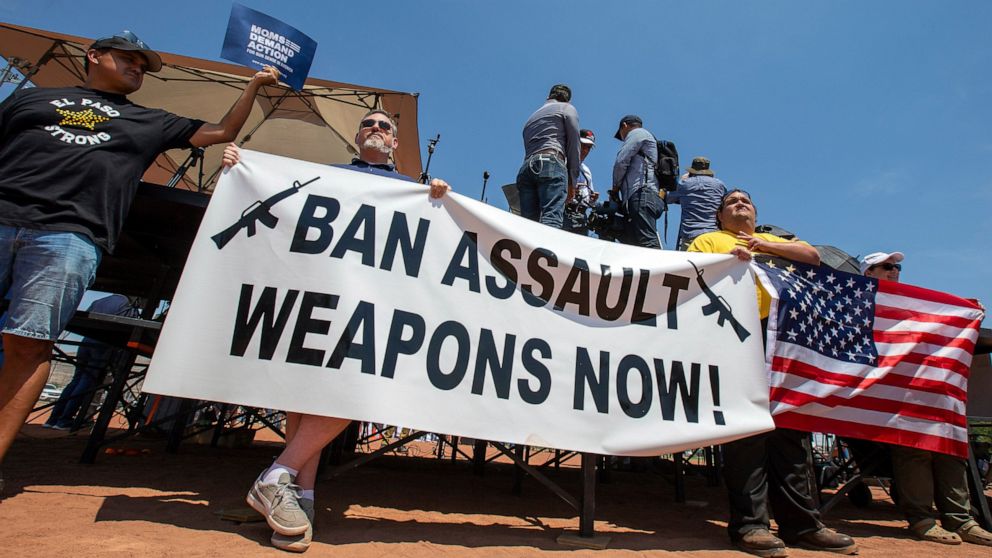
top-left (419, 134), bottom-right (440, 184)
top-left (166, 147), bottom-right (206, 190)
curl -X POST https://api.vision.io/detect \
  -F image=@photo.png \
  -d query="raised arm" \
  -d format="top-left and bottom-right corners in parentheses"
top-left (190, 66), bottom-right (280, 147)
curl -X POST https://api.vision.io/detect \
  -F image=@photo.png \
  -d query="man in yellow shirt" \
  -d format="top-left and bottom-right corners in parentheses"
top-left (688, 190), bottom-right (819, 318)
top-left (689, 190), bottom-right (856, 557)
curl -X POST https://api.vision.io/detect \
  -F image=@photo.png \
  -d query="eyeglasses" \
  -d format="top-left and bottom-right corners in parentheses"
top-left (871, 263), bottom-right (902, 271)
top-left (360, 119), bottom-right (393, 132)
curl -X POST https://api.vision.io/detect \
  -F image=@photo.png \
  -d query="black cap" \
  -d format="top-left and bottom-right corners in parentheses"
top-left (613, 114), bottom-right (642, 140)
top-left (89, 31), bottom-right (162, 72)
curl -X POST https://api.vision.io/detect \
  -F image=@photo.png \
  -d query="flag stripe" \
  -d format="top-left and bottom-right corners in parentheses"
top-left (769, 371), bottom-right (966, 414)
top-left (875, 352), bottom-right (969, 376)
top-left (874, 317), bottom-right (980, 340)
top-left (769, 356), bottom-right (968, 401)
top-left (772, 342), bottom-right (970, 389)
top-left (874, 342), bottom-right (974, 365)
top-left (874, 330), bottom-right (976, 353)
top-left (769, 386), bottom-right (967, 427)
top-left (878, 279), bottom-right (982, 310)
top-left (875, 305), bottom-right (978, 328)
top-left (772, 411), bottom-right (970, 456)
top-left (771, 402), bottom-right (967, 440)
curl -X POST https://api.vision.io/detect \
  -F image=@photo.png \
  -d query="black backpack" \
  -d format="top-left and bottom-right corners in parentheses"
top-left (654, 139), bottom-right (679, 192)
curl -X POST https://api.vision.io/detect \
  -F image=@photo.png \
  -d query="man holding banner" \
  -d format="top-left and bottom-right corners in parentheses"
top-left (689, 190), bottom-right (857, 557)
top-left (0, 30), bottom-right (278, 486)
top-left (222, 109), bottom-right (449, 552)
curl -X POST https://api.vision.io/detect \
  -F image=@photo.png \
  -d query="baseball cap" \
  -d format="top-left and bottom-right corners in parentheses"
top-left (859, 251), bottom-right (904, 274)
top-left (613, 114), bottom-right (642, 140)
top-left (89, 30), bottom-right (162, 72)
top-left (579, 129), bottom-right (596, 147)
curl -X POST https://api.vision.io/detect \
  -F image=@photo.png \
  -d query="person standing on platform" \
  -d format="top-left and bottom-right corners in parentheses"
top-left (0, 30), bottom-right (279, 492)
top-left (222, 109), bottom-right (450, 552)
top-left (611, 114), bottom-right (663, 248)
top-left (516, 84), bottom-right (581, 228)
top-left (563, 128), bottom-right (598, 235)
top-left (861, 251), bottom-right (992, 547)
top-left (667, 156), bottom-right (727, 250)
top-left (689, 190), bottom-right (857, 557)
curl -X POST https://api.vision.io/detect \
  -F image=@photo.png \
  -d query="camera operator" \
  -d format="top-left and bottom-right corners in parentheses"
top-left (610, 115), bottom-right (662, 248)
top-left (563, 129), bottom-right (599, 235)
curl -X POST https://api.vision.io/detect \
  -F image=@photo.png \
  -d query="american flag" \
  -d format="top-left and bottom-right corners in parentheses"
top-left (753, 258), bottom-right (985, 458)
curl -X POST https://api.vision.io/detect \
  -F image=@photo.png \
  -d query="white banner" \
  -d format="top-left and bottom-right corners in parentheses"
top-left (144, 150), bottom-right (775, 456)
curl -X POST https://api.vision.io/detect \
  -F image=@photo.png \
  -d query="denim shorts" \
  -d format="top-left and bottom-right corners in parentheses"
top-left (0, 226), bottom-right (101, 341)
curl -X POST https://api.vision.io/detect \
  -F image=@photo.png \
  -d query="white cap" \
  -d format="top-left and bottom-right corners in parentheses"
top-left (859, 251), bottom-right (904, 274)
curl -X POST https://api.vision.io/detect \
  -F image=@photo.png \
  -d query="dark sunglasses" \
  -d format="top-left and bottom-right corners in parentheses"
top-left (115, 30), bottom-right (150, 50)
top-left (360, 118), bottom-right (393, 132)
top-left (871, 262), bottom-right (902, 271)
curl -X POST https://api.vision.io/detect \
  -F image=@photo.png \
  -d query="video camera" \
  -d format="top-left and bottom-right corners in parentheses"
top-left (565, 196), bottom-right (626, 241)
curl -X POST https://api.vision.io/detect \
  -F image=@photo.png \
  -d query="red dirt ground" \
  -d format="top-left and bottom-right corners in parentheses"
top-left (1, 421), bottom-right (991, 558)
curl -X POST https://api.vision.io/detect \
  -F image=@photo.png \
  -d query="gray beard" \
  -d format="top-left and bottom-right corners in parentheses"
top-left (362, 136), bottom-right (393, 155)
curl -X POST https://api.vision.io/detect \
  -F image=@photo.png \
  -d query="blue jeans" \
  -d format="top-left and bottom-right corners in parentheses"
top-left (0, 226), bottom-right (101, 340)
top-left (516, 154), bottom-right (567, 228)
top-left (46, 355), bottom-right (99, 428)
top-left (619, 188), bottom-right (663, 249)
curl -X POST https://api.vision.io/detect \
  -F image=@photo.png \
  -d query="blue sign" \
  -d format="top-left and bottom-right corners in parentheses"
top-left (221, 3), bottom-right (317, 90)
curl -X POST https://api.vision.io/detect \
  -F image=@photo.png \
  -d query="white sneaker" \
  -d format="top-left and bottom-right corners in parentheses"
top-left (246, 472), bottom-right (309, 536)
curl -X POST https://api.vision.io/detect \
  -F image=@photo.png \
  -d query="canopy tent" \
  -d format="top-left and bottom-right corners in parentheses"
top-left (0, 22), bottom-right (423, 189)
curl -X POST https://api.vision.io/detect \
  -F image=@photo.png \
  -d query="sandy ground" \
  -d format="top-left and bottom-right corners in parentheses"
top-left (1, 421), bottom-right (991, 558)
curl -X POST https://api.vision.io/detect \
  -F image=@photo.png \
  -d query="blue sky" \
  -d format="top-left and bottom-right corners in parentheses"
top-left (2, 0), bottom-right (990, 313)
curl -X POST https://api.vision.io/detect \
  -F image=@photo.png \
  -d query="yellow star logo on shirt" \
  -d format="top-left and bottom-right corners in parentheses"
top-left (56, 108), bottom-right (110, 131)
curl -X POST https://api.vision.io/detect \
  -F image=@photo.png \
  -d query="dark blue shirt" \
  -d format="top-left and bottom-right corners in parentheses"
top-left (333, 158), bottom-right (416, 183)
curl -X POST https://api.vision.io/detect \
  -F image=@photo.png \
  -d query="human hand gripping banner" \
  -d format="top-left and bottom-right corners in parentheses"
top-left (143, 150), bottom-right (775, 456)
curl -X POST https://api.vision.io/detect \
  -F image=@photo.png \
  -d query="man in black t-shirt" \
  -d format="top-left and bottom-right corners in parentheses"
top-left (0, 30), bottom-right (278, 474)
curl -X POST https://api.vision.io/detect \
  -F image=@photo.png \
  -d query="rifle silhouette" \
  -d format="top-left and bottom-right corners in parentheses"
top-left (212, 176), bottom-right (320, 249)
top-left (689, 261), bottom-right (751, 342)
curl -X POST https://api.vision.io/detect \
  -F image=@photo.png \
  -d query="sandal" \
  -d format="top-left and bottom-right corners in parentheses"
top-left (909, 519), bottom-right (961, 544)
top-left (957, 522), bottom-right (992, 547)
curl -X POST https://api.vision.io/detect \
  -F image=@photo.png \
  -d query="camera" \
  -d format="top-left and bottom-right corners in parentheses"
top-left (565, 197), bottom-right (626, 241)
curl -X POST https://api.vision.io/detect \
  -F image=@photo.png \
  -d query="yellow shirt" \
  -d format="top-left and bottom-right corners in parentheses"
top-left (687, 230), bottom-right (810, 318)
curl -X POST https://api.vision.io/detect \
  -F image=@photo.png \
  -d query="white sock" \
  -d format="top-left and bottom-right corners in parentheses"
top-left (263, 463), bottom-right (299, 484)
top-left (301, 489), bottom-right (315, 501)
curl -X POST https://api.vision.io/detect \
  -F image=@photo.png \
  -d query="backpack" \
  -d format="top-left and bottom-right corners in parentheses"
top-left (654, 139), bottom-right (679, 192)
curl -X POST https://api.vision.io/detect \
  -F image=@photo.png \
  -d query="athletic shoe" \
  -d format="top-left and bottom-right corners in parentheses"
top-left (271, 498), bottom-right (315, 552)
top-left (246, 471), bottom-right (309, 536)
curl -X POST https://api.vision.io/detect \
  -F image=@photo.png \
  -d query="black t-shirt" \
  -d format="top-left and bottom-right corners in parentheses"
top-left (0, 86), bottom-right (204, 252)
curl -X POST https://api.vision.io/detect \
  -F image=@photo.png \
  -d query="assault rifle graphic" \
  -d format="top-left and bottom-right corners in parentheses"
top-left (689, 261), bottom-right (751, 342)
top-left (211, 176), bottom-right (320, 249)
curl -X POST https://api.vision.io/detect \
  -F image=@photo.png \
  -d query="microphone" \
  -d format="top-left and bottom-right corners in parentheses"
top-left (480, 171), bottom-right (490, 202)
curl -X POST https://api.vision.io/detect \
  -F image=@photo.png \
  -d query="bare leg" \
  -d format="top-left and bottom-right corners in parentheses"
top-left (280, 412), bottom-right (322, 490)
top-left (275, 413), bottom-right (349, 489)
top-left (0, 335), bottom-right (54, 462)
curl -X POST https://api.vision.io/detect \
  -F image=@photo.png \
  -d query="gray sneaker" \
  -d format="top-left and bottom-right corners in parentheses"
top-left (246, 471), bottom-right (310, 536)
top-left (271, 498), bottom-right (315, 553)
